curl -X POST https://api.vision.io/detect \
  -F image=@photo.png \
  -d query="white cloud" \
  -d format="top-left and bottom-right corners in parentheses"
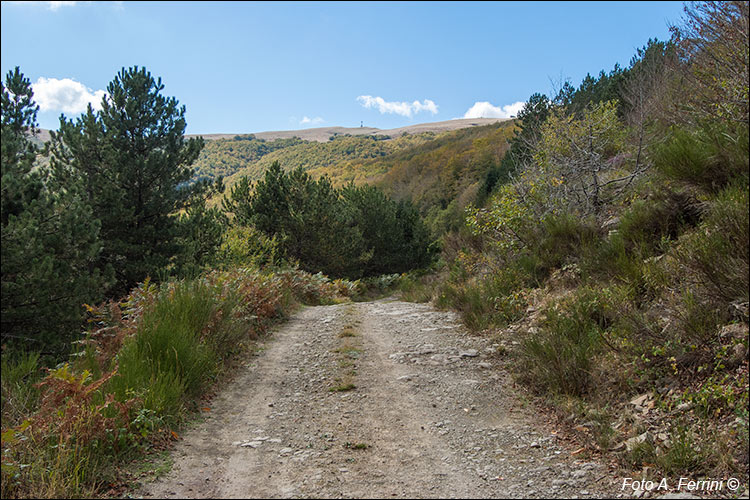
top-left (7, 1), bottom-right (84, 10)
top-left (32, 77), bottom-right (106, 114)
top-left (463, 101), bottom-right (525, 119)
top-left (300, 116), bottom-right (324, 125)
top-left (48, 1), bottom-right (80, 10)
top-left (357, 95), bottom-right (438, 118)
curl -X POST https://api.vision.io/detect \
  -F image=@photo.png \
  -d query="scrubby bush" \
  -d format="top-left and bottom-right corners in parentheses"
top-left (617, 188), bottom-right (703, 255)
top-left (520, 288), bottom-right (612, 396)
top-left (652, 124), bottom-right (749, 193)
top-left (532, 214), bottom-right (600, 274)
top-left (674, 182), bottom-right (749, 307)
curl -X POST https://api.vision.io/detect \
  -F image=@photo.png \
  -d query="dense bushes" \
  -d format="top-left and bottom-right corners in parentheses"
top-left (1, 266), bottom-right (353, 498)
top-left (652, 123), bottom-right (749, 193)
top-left (674, 182), bottom-right (749, 307)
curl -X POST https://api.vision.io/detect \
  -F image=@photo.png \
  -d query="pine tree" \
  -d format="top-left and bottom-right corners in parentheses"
top-left (1, 67), bottom-right (105, 356)
top-left (50, 66), bottom-right (205, 294)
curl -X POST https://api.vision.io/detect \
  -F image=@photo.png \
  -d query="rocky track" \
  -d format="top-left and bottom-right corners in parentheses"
top-left (139, 298), bottom-right (623, 498)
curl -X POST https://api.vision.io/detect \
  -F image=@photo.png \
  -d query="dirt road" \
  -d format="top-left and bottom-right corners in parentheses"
top-left (139, 298), bottom-right (622, 498)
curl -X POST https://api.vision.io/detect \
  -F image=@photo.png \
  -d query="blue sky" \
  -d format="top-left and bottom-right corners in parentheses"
top-left (1, 1), bottom-right (686, 135)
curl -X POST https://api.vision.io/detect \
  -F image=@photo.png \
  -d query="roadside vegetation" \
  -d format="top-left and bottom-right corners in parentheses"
top-left (1, 267), bottom-right (354, 497)
top-left (413, 1), bottom-right (749, 479)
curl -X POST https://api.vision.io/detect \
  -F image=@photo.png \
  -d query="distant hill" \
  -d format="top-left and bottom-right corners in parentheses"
top-left (190, 117), bottom-right (511, 189)
top-left (210, 120), bottom-right (518, 236)
top-left (189, 118), bottom-right (507, 143)
top-left (34, 117), bottom-right (510, 185)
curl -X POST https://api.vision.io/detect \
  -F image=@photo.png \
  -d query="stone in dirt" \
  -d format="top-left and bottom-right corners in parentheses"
top-left (624, 431), bottom-right (653, 452)
top-left (629, 393), bottom-right (650, 407)
top-left (460, 349), bottom-right (479, 358)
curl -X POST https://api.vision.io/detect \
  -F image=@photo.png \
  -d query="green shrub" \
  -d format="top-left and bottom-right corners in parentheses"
top-left (398, 271), bottom-right (438, 303)
top-left (521, 288), bottom-right (611, 396)
top-left (674, 182), bottom-right (749, 307)
top-left (677, 290), bottom-right (727, 351)
top-left (436, 274), bottom-right (523, 332)
top-left (533, 214), bottom-right (600, 273)
top-left (618, 189), bottom-right (702, 255)
top-left (652, 124), bottom-right (748, 193)
top-left (217, 225), bottom-right (281, 269)
top-left (1, 351), bottom-right (41, 427)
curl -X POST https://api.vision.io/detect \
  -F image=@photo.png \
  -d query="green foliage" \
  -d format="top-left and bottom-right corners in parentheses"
top-left (397, 271), bottom-right (437, 303)
top-left (520, 288), bottom-right (610, 396)
top-left (424, 199), bottom-right (466, 237)
top-left (342, 183), bottom-right (435, 276)
top-left (110, 281), bottom-right (217, 419)
top-left (174, 196), bottom-right (227, 278)
top-left (537, 100), bottom-right (631, 215)
top-left (652, 123), bottom-right (749, 192)
top-left (617, 188), bottom-right (702, 254)
top-left (49, 66), bottom-right (205, 295)
top-left (499, 93), bottom-right (551, 176)
top-left (224, 162), bottom-right (434, 279)
top-left (674, 182), bottom-right (749, 307)
top-left (1, 67), bottom-right (107, 357)
top-left (563, 65), bottom-right (629, 117)
top-left (217, 225), bottom-right (281, 269)
top-left (670, 1), bottom-right (749, 127)
top-left (533, 214), bottom-right (600, 274)
top-left (193, 135), bottom-right (304, 183)
top-left (437, 263), bottom-right (529, 331)
top-left (253, 162), bottom-right (367, 277)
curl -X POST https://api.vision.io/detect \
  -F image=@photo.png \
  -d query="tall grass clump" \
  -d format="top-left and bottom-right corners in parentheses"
top-left (1, 352), bottom-right (42, 428)
top-left (108, 281), bottom-right (217, 420)
top-left (520, 288), bottom-right (613, 396)
top-left (674, 182), bottom-right (749, 308)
